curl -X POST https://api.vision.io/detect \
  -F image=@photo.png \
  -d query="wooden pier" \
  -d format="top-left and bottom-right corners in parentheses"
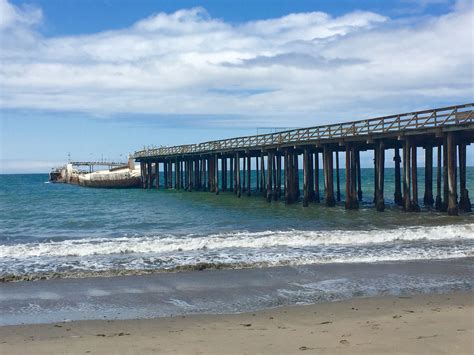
top-left (132, 104), bottom-right (474, 215)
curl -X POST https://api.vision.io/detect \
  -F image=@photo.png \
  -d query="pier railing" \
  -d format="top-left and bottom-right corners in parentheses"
top-left (70, 161), bottom-right (126, 167)
top-left (133, 103), bottom-right (473, 158)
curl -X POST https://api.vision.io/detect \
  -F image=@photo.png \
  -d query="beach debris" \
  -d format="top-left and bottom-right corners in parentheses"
top-left (417, 334), bottom-right (438, 339)
top-left (240, 323), bottom-right (252, 327)
top-left (319, 321), bottom-right (332, 325)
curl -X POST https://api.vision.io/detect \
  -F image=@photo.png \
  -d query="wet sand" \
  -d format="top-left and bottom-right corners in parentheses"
top-left (0, 291), bottom-right (472, 354)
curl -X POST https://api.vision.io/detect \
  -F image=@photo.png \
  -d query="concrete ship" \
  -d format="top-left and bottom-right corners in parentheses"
top-left (49, 159), bottom-right (141, 188)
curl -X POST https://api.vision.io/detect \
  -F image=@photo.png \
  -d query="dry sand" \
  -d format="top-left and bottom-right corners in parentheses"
top-left (1, 291), bottom-right (472, 354)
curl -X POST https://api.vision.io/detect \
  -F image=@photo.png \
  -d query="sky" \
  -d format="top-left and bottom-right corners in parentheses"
top-left (0, 0), bottom-right (473, 173)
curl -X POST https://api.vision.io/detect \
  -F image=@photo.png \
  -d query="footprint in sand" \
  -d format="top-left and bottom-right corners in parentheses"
top-left (340, 339), bottom-right (350, 345)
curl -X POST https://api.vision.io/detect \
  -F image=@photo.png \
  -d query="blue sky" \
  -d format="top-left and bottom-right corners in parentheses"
top-left (0, 0), bottom-right (472, 172)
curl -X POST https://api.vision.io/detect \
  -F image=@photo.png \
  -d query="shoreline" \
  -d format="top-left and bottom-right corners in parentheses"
top-left (2, 254), bottom-right (473, 283)
top-left (1, 258), bottom-right (472, 327)
top-left (1, 291), bottom-right (472, 354)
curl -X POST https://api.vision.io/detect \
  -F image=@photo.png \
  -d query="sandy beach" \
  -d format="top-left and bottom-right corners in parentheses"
top-left (1, 291), bottom-right (472, 354)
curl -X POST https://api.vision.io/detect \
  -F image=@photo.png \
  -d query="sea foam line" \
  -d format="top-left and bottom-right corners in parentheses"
top-left (0, 223), bottom-right (473, 259)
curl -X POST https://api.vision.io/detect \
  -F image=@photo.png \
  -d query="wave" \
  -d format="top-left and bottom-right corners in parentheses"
top-left (1, 223), bottom-right (473, 259)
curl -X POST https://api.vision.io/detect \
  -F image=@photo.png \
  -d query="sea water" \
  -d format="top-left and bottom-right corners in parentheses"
top-left (1, 169), bottom-right (473, 279)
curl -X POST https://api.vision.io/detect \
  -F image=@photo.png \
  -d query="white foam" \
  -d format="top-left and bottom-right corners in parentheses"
top-left (1, 224), bottom-right (472, 259)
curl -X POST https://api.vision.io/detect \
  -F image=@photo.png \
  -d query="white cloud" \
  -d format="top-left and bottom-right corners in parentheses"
top-left (0, 0), bottom-right (472, 127)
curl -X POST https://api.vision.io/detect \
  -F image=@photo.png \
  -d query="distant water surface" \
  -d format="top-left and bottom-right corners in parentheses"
top-left (0, 169), bottom-right (473, 279)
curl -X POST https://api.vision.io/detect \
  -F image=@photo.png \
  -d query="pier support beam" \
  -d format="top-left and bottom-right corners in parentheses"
top-left (284, 149), bottom-right (297, 204)
top-left (235, 153), bottom-right (241, 197)
top-left (442, 136), bottom-right (449, 212)
top-left (314, 152), bottom-right (320, 203)
top-left (163, 161), bottom-right (168, 189)
top-left (147, 161), bottom-right (152, 189)
top-left (345, 145), bottom-right (359, 209)
top-left (272, 154), bottom-right (277, 200)
top-left (402, 139), bottom-right (413, 211)
top-left (435, 145), bottom-right (442, 210)
top-left (459, 143), bottom-right (472, 212)
top-left (294, 153), bottom-right (300, 198)
top-left (266, 151), bottom-right (274, 202)
top-left (228, 157), bottom-right (233, 193)
top-left (375, 141), bottom-right (385, 212)
top-left (214, 154), bottom-right (219, 195)
top-left (260, 152), bottom-right (265, 193)
top-left (394, 148), bottom-right (403, 206)
top-left (242, 156), bottom-right (247, 194)
top-left (356, 149), bottom-right (362, 201)
top-left (423, 146), bottom-right (434, 207)
top-left (411, 145), bottom-right (420, 212)
top-left (155, 161), bottom-right (160, 189)
top-left (323, 145), bottom-right (336, 207)
top-left (256, 156), bottom-right (259, 191)
top-left (303, 148), bottom-right (310, 207)
top-left (140, 162), bottom-right (145, 189)
top-left (335, 150), bottom-right (341, 202)
top-left (276, 154), bottom-right (282, 200)
top-left (446, 132), bottom-right (458, 215)
top-left (194, 159), bottom-right (200, 190)
top-left (247, 155), bottom-right (251, 196)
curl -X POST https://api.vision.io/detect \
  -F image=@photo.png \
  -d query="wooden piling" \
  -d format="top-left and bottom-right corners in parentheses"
top-left (335, 151), bottom-right (341, 202)
top-left (140, 162), bottom-right (145, 189)
top-left (247, 155), bottom-right (251, 196)
top-left (276, 153), bottom-right (282, 200)
top-left (272, 154), bottom-right (277, 200)
top-left (446, 132), bottom-right (458, 215)
top-left (214, 154), bottom-right (219, 194)
top-left (402, 139), bottom-right (413, 211)
top-left (222, 157), bottom-right (227, 191)
top-left (345, 145), bottom-right (359, 209)
top-left (435, 145), bottom-right (442, 210)
top-left (260, 152), bottom-right (265, 193)
top-left (394, 148), bottom-right (403, 206)
top-left (256, 156), bottom-right (259, 191)
top-left (344, 146), bottom-right (352, 209)
top-left (155, 161), bottom-right (160, 189)
top-left (236, 153), bottom-right (241, 197)
top-left (375, 141), bottom-right (385, 212)
top-left (284, 149), bottom-right (296, 204)
top-left (423, 146), bottom-right (434, 206)
top-left (351, 146), bottom-right (359, 209)
top-left (266, 152), bottom-right (273, 202)
top-left (294, 152), bottom-right (299, 201)
top-left (355, 149), bottom-right (362, 201)
top-left (303, 148), bottom-right (310, 207)
top-left (229, 157), bottom-right (233, 192)
top-left (323, 145), bottom-right (336, 207)
top-left (314, 152), bottom-right (320, 203)
top-left (147, 161), bottom-right (152, 189)
top-left (442, 136), bottom-right (448, 212)
top-left (458, 143), bottom-right (472, 212)
top-left (242, 155), bottom-right (247, 193)
top-left (373, 148), bottom-right (377, 204)
top-left (411, 146), bottom-right (420, 211)
top-left (163, 161), bottom-right (168, 189)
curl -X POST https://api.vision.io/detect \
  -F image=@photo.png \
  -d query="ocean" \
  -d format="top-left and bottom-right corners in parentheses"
top-left (0, 170), bottom-right (473, 325)
top-left (1, 169), bottom-right (473, 280)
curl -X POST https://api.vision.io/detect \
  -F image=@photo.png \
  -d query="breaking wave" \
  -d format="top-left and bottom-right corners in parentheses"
top-left (1, 224), bottom-right (473, 259)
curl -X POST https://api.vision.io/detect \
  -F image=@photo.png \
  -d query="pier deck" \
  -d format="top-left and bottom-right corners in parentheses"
top-left (132, 103), bottom-right (474, 215)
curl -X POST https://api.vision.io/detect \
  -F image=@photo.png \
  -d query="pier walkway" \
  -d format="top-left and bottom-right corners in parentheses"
top-left (132, 103), bottom-right (474, 215)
